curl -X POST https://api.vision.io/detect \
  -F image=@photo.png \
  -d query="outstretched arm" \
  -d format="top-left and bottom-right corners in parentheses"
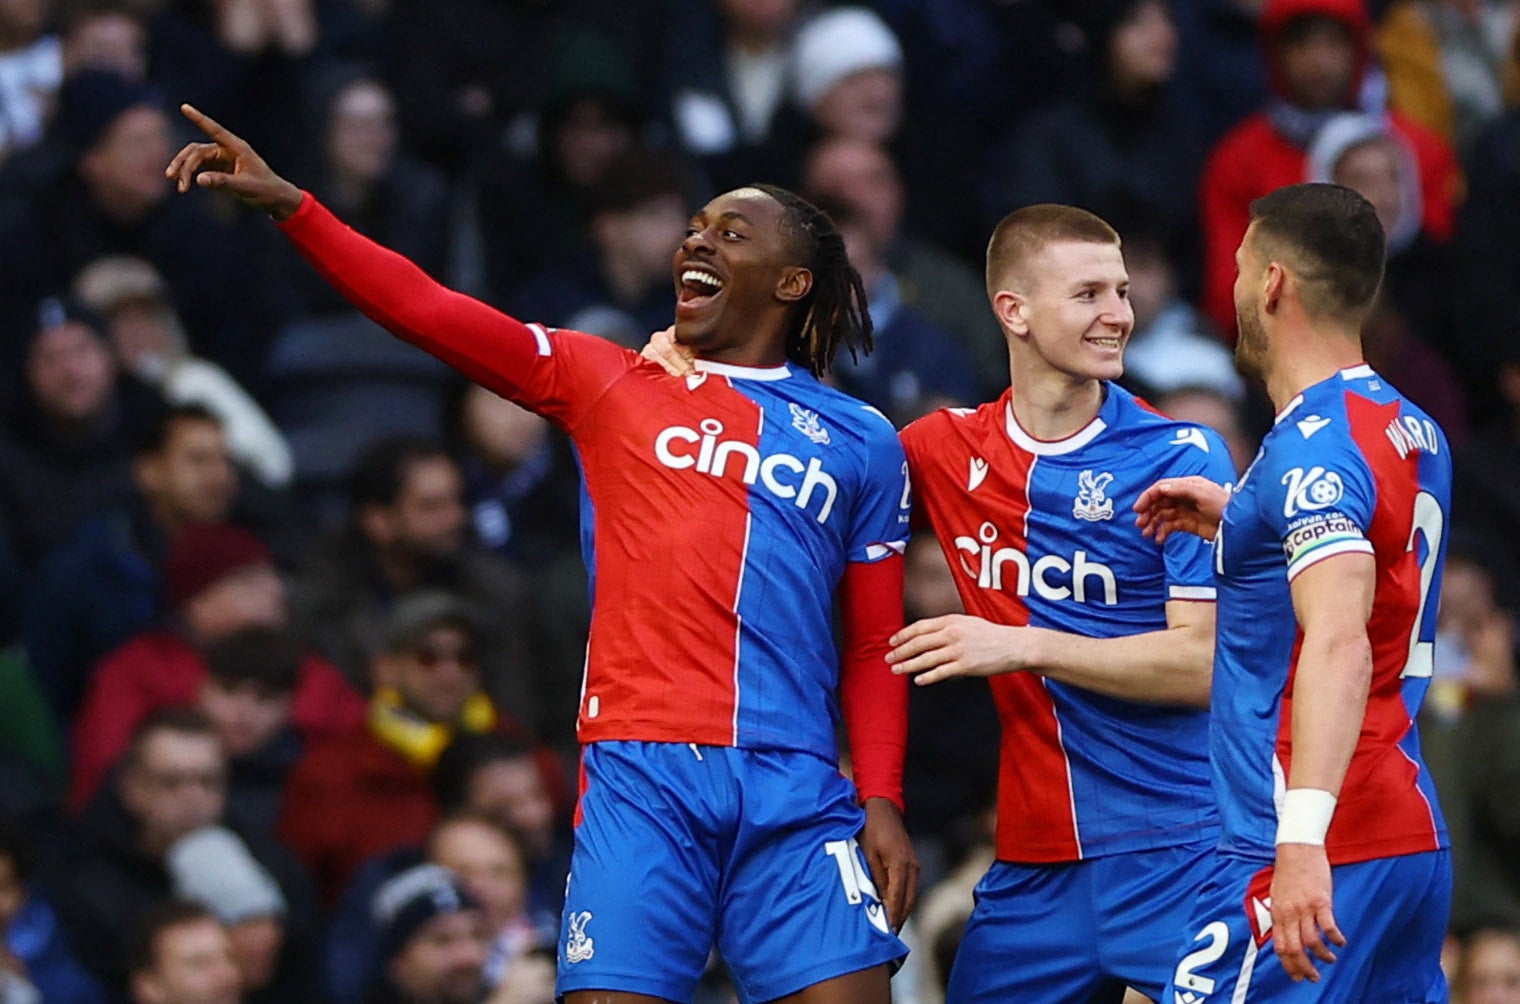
top-left (888, 599), bottom-right (1214, 706)
top-left (165, 104), bottom-right (547, 400)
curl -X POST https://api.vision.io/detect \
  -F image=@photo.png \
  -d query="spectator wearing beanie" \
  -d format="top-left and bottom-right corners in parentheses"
top-left (69, 523), bottom-right (364, 811)
top-left (790, 6), bottom-right (905, 146)
top-left (366, 864), bottom-right (489, 1004)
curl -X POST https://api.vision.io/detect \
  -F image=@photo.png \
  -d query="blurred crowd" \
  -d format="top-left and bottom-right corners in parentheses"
top-left (1, 0), bottom-right (1519, 1001)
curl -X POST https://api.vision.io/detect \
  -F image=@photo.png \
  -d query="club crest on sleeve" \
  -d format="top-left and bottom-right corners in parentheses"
top-left (789, 403), bottom-right (830, 445)
top-left (1073, 470), bottom-right (1115, 522)
top-left (564, 910), bottom-right (595, 963)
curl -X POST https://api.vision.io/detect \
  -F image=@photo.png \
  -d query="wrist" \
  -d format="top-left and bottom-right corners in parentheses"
top-left (1276, 788), bottom-right (1337, 846)
top-left (1011, 626), bottom-right (1047, 673)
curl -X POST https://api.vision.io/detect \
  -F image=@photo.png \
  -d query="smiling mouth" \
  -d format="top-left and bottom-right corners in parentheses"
top-left (1087, 335), bottom-right (1123, 350)
top-left (676, 268), bottom-right (725, 312)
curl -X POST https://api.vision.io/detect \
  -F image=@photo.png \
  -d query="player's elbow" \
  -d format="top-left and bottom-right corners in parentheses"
top-left (1170, 621), bottom-right (1216, 707)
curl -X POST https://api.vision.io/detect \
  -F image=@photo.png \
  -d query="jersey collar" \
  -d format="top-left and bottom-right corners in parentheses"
top-left (1272, 364), bottom-right (1375, 425)
top-left (1003, 400), bottom-right (1108, 456)
top-left (693, 359), bottom-right (792, 381)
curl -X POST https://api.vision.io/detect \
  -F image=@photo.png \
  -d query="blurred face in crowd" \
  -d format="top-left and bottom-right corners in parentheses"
top-left (1332, 137), bottom-right (1405, 240)
top-left (811, 67), bottom-right (902, 145)
top-left (430, 818), bottom-right (528, 931)
top-left (460, 386), bottom-right (548, 471)
top-left (121, 729), bottom-right (227, 854)
top-left (80, 105), bottom-right (173, 217)
top-left (1109, 0), bottom-right (1177, 93)
top-left (997, 240), bottom-right (1132, 384)
top-left (108, 297), bottom-right (182, 370)
top-left (199, 679), bottom-right (292, 758)
top-left (225, 917), bottom-right (282, 995)
top-left (27, 320), bottom-right (116, 424)
top-left (596, 193), bottom-right (692, 290)
top-left (63, 10), bottom-right (148, 79)
top-left (365, 456), bottom-right (467, 561)
top-left (466, 756), bottom-right (556, 858)
top-left (1465, 931), bottom-right (1520, 1004)
top-left (551, 95), bottom-right (633, 189)
top-left (802, 137), bottom-right (903, 248)
top-left (136, 417), bottom-right (238, 528)
top-left (133, 917), bottom-right (242, 1004)
top-left (327, 78), bottom-right (397, 188)
top-left (720, 0), bottom-right (798, 43)
top-left (1276, 16), bottom-right (1358, 110)
top-left (183, 564), bottom-right (287, 639)
top-left (379, 623), bottom-right (480, 723)
top-left (388, 910), bottom-right (490, 1004)
top-left (0, 0), bottom-right (47, 44)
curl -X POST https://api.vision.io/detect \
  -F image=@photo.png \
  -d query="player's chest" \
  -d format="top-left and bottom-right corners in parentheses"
top-left (593, 380), bottom-right (854, 527)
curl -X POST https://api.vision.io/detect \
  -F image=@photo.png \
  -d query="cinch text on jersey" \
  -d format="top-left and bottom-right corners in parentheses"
top-left (654, 419), bottom-right (839, 524)
top-left (954, 522), bottom-right (1118, 604)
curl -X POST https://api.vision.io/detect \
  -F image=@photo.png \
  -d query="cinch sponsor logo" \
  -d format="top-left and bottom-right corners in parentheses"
top-left (654, 418), bottom-right (838, 523)
top-left (953, 522), bottom-right (1118, 604)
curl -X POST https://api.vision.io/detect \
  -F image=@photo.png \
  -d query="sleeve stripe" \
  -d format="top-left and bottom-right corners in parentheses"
top-left (864, 540), bottom-right (908, 561)
top-left (1169, 585), bottom-right (1217, 600)
top-left (1287, 538), bottom-right (1374, 580)
top-left (527, 323), bottom-right (552, 357)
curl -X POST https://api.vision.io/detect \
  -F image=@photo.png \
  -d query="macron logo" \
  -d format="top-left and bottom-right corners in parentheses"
top-left (1296, 415), bottom-right (1332, 439)
top-left (968, 457), bottom-right (989, 492)
top-left (1171, 428), bottom-right (1210, 452)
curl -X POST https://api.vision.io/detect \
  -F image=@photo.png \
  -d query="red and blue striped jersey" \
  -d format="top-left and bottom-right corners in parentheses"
top-left (902, 384), bottom-right (1233, 863)
top-left (1212, 364), bottom-right (1450, 864)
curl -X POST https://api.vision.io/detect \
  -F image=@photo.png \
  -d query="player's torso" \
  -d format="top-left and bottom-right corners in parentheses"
top-left (904, 388), bottom-right (1219, 862)
top-left (1212, 367), bottom-right (1451, 862)
top-left (571, 362), bottom-right (900, 756)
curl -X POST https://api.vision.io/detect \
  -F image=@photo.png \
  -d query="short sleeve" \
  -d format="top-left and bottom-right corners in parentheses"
top-left (846, 410), bottom-right (913, 563)
top-left (1162, 427), bottom-right (1239, 600)
top-left (1257, 430), bottom-right (1377, 581)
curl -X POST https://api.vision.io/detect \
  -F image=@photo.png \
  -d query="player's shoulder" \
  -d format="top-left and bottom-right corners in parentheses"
top-left (1107, 385), bottom-right (1232, 471)
top-left (901, 394), bottom-right (1002, 450)
top-left (789, 375), bottom-right (903, 452)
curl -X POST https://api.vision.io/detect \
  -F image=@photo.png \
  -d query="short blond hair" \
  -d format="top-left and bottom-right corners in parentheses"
top-left (985, 204), bottom-right (1121, 299)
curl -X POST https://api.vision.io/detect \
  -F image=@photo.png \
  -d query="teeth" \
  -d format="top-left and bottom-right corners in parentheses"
top-left (681, 270), bottom-right (723, 290)
top-left (1090, 338), bottom-right (1120, 348)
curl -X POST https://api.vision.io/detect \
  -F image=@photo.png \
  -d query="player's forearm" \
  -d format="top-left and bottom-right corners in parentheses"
top-left (1023, 619), bottom-right (1213, 707)
top-left (277, 193), bottom-right (539, 394)
top-left (1286, 629), bottom-right (1372, 796)
top-left (840, 557), bottom-right (908, 810)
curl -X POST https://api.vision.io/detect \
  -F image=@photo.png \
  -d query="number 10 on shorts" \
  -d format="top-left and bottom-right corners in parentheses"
top-left (825, 839), bottom-right (892, 934)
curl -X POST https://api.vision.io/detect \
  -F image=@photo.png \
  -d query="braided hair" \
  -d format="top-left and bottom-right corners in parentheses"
top-left (750, 183), bottom-right (873, 377)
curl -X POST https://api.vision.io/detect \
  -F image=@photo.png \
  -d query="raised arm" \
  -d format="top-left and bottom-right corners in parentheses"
top-left (165, 104), bottom-right (547, 400)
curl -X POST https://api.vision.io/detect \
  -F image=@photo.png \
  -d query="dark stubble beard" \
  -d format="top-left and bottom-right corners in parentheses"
top-left (1234, 303), bottom-right (1267, 379)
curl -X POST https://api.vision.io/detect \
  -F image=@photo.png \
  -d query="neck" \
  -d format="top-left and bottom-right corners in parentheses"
top-left (1263, 321), bottom-right (1365, 411)
top-left (328, 171), bottom-right (372, 212)
top-left (729, 26), bottom-right (782, 55)
top-left (1008, 354), bottom-right (1105, 441)
top-left (375, 549), bottom-right (422, 591)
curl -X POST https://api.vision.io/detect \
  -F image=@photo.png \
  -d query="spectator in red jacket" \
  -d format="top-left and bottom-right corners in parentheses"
top-left (69, 524), bottom-right (364, 810)
top-left (278, 591), bottom-right (508, 906)
top-left (1197, 0), bottom-right (1462, 339)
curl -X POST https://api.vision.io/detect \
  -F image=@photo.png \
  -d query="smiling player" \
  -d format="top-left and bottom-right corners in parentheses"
top-left (165, 104), bottom-right (917, 1004)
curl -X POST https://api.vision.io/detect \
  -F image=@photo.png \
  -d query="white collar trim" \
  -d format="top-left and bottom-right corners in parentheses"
top-left (1340, 364), bottom-right (1374, 379)
top-left (693, 359), bottom-right (791, 381)
top-left (1004, 403), bottom-right (1107, 456)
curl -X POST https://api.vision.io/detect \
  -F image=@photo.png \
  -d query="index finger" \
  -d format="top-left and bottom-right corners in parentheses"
top-left (889, 616), bottom-right (948, 649)
top-left (180, 103), bottom-right (242, 148)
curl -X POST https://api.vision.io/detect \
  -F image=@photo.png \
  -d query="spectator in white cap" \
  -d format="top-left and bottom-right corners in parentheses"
top-left (790, 6), bottom-right (904, 144)
top-left (166, 826), bottom-right (287, 1000)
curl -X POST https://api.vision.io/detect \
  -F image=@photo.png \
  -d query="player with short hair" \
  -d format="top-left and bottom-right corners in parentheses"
top-left (166, 105), bottom-right (916, 1004)
top-left (1137, 182), bottom-right (1452, 1001)
top-left (878, 204), bottom-right (1235, 1003)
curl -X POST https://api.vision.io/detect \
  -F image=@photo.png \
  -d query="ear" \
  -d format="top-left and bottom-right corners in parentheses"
top-left (991, 289), bottom-right (1030, 338)
top-left (776, 266), bottom-right (813, 304)
top-left (1262, 263), bottom-right (1286, 315)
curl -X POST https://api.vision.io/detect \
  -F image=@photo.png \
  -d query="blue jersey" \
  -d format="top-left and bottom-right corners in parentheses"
top-left (1212, 365), bottom-right (1450, 864)
top-left (902, 384), bottom-right (1234, 862)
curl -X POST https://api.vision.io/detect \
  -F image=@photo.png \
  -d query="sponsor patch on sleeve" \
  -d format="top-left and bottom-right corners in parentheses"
top-left (1282, 513), bottom-right (1373, 579)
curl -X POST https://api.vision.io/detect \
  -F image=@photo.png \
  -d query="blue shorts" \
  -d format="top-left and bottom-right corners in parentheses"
top-left (1170, 849), bottom-right (1451, 1004)
top-left (946, 842), bottom-right (1213, 1004)
top-left (556, 741), bottom-right (907, 1003)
